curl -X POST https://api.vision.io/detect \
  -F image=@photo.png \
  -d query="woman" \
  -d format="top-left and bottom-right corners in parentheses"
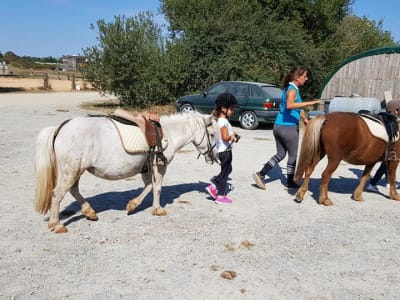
top-left (252, 65), bottom-right (321, 189)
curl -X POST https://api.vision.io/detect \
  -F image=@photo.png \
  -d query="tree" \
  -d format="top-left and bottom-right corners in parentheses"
top-left (81, 0), bottom-right (396, 104)
top-left (161, 0), bottom-right (395, 99)
top-left (82, 12), bottom-right (169, 108)
top-left (2, 51), bottom-right (18, 64)
top-left (161, 0), bottom-right (324, 97)
top-left (330, 15), bottom-right (396, 61)
top-left (258, 0), bottom-right (353, 44)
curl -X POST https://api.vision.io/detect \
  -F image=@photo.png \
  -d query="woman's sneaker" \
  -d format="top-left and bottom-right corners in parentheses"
top-left (252, 172), bottom-right (266, 190)
top-left (215, 195), bottom-right (232, 204)
top-left (205, 184), bottom-right (217, 200)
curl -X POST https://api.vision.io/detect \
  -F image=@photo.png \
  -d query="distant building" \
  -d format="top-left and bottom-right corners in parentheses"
top-left (0, 61), bottom-right (10, 75)
top-left (61, 55), bottom-right (85, 72)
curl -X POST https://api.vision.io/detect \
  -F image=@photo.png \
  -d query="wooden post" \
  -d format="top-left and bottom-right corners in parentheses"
top-left (71, 74), bottom-right (75, 90)
top-left (43, 73), bottom-right (49, 90)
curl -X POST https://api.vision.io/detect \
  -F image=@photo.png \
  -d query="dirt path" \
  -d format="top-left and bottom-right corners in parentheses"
top-left (1, 92), bottom-right (400, 299)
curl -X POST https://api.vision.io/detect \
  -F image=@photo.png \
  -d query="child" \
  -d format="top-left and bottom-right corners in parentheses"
top-left (206, 93), bottom-right (239, 204)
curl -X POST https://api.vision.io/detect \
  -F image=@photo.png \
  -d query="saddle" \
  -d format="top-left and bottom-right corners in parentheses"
top-left (359, 112), bottom-right (399, 142)
top-left (113, 108), bottom-right (163, 148)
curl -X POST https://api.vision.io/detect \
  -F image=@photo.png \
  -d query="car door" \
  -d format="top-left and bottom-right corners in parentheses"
top-left (226, 82), bottom-right (249, 121)
top-left (195, 82), bottom-right (229, 114)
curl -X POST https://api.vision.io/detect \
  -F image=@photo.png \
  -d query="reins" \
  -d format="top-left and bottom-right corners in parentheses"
top-left (193, 118), bottom-right (218, 164)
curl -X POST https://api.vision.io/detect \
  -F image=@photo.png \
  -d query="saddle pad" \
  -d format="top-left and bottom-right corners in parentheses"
top-left (360, 116), bottom-right (388, 142)
top-left (110, 119), bottom-right (150, 153)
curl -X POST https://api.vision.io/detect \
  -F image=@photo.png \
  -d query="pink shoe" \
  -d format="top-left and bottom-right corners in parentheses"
top-left (206, 184), bottom-right (217, 200)
top-left (225, 195), bottom-right (233, 202)
top-left (215, 195), bottom-right (232, 204)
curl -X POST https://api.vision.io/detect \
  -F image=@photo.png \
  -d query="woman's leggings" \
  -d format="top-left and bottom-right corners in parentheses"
top-left (260, 125), bottom-right (299, 176)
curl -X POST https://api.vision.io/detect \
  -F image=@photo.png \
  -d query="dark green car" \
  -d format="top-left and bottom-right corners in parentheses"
top-left (175, 81), bottom-right (282, 129)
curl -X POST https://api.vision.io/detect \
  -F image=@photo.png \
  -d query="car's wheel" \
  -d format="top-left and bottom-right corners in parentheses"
top-left (180, 103), bottom-right (195, 113)
top-left (240, 111), bottom-right (259, 130)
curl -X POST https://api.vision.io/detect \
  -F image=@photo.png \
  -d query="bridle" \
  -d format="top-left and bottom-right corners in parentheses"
top-left (193, 118), bottom-right (219, 164)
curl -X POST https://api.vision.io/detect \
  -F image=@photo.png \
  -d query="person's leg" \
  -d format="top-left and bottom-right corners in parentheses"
top-left (214, 151), bottom-right (232, 196)
top-left (253, 126), bottom-right (287, 189)
top-left (366, 162), bottom-right (387, 193)
top-left (282, 126), bottom-right (300, 188)
top-left (259, 126), bottom-right (287, 176)
top-left (370, 162), bottom-right (387, 186)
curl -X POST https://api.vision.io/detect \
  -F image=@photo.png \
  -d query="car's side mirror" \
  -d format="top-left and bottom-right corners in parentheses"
top-left (203, 91), bottom-right (208, 97)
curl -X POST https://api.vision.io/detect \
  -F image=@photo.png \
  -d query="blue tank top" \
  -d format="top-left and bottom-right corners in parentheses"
top-left (274, 82), bottom-right (302, 126)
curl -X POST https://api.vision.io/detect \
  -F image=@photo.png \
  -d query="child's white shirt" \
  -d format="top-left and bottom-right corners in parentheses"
top-left (216, 117), bottom-right (233, 152)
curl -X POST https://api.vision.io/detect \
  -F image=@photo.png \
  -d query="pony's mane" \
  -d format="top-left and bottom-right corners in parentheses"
top-left (160, 112), bottom-right (204, 122)
top-left (160, 112), bottom-right (206, 123)
top-left (160, 112), bottom-right (210, 131)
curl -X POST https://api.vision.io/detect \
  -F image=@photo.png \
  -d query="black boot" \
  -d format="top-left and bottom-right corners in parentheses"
top-left (260, 162), bottom-right (273, 176)
top-left (287, 174), bottom-right (300, 189)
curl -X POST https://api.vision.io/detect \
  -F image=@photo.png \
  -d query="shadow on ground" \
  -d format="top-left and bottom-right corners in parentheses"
top-left (0, 87), bottom-right (25, 93)
top-left (59, 181), bottom-right (210, 226)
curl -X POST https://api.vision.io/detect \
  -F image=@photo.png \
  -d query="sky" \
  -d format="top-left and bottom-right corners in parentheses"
top-left (0, 0), bottom-right (399, 58)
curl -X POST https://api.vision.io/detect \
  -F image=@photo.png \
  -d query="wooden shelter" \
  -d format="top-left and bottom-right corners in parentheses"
top-left (319, 46), bottom-right (400, 101)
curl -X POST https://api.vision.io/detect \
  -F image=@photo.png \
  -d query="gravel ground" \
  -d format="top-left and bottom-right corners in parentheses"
top-left (1, 91), bottom-right (400, 299)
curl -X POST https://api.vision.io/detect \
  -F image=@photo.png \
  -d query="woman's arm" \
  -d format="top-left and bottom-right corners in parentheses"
top-left (286, 89), bottom-right (321, 109)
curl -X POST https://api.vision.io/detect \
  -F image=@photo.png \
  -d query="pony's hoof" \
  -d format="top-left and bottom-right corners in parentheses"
top-left (352, 195), bottom-right (364, 202)
top-left (49, 223), bottom-right (68, 234)
top-left (320, 199), bottom-right (333, 206)
top-left (390, 194), bottom-right (400, 201)
top-left (295, 191), bottom-right (304, 202)
top-left (126, 201), bottom-right (137, 214)
top-left (86, 213), bottom-right (98, 221)
top-left (82, 208), bottom-right (98, 221)
top-left (152, 207), bottom-right (167, 216)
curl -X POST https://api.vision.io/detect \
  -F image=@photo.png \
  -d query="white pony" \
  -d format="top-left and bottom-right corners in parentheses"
top-left (34, 113), bottom-right (218, 233)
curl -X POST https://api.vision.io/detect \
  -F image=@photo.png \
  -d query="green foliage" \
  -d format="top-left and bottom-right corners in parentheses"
top-left (330, 15), bottom-right (396, 61)
top-left (78, 0), bottom-right (395, 104)
top-left (161, 0), bottom-right (325, 97)
top-left (0, 51), bottom-right (59, 69)
top-left (1, 1), bottom-right (396, 105)
top-left (82, 12), bottom-right (170, 108)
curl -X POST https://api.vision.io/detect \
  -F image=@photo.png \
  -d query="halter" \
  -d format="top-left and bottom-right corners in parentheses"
top-left (193, 118), bottom-right (219, 164)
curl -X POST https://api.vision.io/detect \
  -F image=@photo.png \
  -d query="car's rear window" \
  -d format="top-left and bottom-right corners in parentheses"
top-left (261, 86), bottom-right (282, 99)
top-left (249, 85), bottom-right (264, 97)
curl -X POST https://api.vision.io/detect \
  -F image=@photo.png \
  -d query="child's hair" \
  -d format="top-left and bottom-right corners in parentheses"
top-left (213, 93), bottom-right (238, 117)
top-left (212, 107), bottom-right (222, 118)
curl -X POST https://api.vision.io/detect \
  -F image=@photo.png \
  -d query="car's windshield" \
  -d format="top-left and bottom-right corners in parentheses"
top-left (262, 86), bottom-right (282, 99)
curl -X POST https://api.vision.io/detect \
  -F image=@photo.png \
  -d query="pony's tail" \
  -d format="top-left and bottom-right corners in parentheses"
top-left (294, 115), bottom-right (326, 181)
top-left (34, 126), bottom-right (57, 214)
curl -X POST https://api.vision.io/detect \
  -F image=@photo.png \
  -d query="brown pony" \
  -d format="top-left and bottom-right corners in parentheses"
top-left (294, 112), bottom-right (400, 205)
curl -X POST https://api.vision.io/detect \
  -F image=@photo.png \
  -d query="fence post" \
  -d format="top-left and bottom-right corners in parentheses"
top-left (71, 74), bottom-right (75, 90)
top-left (43, 73), bottom-right (49, 90)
